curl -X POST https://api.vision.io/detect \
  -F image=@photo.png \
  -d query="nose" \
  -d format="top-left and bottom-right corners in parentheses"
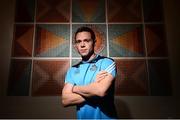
top-left (80, 41), bottom-right (85, 47)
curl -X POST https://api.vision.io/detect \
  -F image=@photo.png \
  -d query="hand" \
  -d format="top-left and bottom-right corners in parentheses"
top-left (95, 70), bottom-right (108, 82)
top-left (63, 83), bottom-right (74, 93)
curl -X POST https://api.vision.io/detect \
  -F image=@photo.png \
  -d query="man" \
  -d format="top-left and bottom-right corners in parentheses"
top-left (62, 26), bottom-right (117, 119)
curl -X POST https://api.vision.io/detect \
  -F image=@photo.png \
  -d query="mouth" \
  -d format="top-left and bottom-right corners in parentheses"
top-left (79, 49), bottom-right (87, 53)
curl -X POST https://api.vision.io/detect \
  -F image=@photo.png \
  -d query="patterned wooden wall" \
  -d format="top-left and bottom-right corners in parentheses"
top-left (8, 0), bottom-right (171, 96)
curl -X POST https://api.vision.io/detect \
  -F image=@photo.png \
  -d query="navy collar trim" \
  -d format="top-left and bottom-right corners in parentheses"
top-left (81, 54), bottom-right (100, 64)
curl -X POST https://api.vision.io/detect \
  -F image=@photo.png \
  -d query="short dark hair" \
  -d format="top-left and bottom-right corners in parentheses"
top-left (74, 26), bottom-right (96, 43)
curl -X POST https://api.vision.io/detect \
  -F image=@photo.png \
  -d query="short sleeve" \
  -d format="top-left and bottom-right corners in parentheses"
top-left (100, 58), bottom-right (116, 78)
top-left (64, 68), bottom-right (74, 85)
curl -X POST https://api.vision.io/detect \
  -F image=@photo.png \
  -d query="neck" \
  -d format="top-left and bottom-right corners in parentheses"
top-left (82, 52), bottom-right (96, 62)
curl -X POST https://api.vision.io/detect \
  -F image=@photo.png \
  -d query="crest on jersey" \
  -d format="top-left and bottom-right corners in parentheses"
top-left (90, 64), bottom-right (97, 71)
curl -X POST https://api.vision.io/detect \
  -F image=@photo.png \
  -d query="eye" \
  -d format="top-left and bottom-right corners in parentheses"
top-left (75, 40), bottom-right (81, 44)
top-left (84, 39), bottom-right (92, 43)
top-left (84, 39), bottom-right (88, 42)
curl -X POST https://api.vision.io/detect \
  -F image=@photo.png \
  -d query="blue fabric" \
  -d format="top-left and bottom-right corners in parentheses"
top-left (65, 55), bottom-right (117, 119)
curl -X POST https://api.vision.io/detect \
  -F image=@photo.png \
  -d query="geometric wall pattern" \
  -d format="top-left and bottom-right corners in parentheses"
top-left (32, 60), bottom-right (69, 96)
top-left (36, 0), bottom-right (70, 22)
top-left (143, 0), bottom-right (163, 22)
top-left (12, 24), bottom-right (34, 57)
top-left (145, 24), bottom-right (168, 57)
top-left (9, 0), bottom-right (171, 96)
top-left (148, 59), bottom-right (171, 96)
top-left (35, 24), bottom-right (70, 57)
top-left (72, 0), bottom-right (106, 22)
top-left (8, 59), bottom-right (32, 96)
top-left (108, 24), bottom-right (145, 57)
top-left (15, 0), bottom-right (35, 22)
top-left (115, 59), bottom-right (148, 96)
top-left (108, 0), bottom-right (142, 22)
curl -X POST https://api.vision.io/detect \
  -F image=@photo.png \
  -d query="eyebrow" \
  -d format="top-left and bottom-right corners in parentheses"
top-left (76, 38), bottom-right (92, 41)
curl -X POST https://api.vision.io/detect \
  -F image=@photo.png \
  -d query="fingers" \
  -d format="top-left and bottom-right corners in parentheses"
top-left (98, 70), bottom-right (108, 75)
top-left (97, 71), bottom-right (108, 78)
top-left (95, 71), bottom-right (108, 82)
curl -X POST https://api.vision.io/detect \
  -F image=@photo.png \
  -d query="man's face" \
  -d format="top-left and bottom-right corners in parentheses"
top-left (74, 31), bottom-right (94, 57)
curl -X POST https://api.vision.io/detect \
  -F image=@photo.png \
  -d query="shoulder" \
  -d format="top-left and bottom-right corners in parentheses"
top-left (66, 62), bottom-right (82, 74)
top-left (98, 56), bottom-right (116, 77)
top-left (72, 61), bottom-right (81, 68)
top-left (98, 56), bottom-right (115, 64)
top-left (66, 66), bottom-right (76, 74)
top-left (103, 57), bottom-right (114, 62)
top-left (96, 56), bottom-right (116, 69)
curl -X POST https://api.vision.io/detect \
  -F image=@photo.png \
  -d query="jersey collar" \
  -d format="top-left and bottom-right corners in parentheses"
top-left (81, 54), bottom-right (99, 64)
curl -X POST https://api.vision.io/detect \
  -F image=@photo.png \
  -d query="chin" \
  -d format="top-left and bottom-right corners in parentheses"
top-left (81, 53), bottom-right (88, 57)
top-left (79, 52), bottom-right (89, 57)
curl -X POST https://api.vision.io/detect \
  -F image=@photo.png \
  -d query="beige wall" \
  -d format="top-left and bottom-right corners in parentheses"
top-left (0, 0), bottom-right (179, 118)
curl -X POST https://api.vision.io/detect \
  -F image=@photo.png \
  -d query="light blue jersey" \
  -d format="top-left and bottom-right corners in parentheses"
top-left (65, 55), bottom-right (117, 119)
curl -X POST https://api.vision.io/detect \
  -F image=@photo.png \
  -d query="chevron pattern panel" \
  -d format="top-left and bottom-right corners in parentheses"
top-left (108, 24), bottom-right (144, 57)
top-left (72, 0), bottom-right (105, 22)
top-left (145, 24), bottom-right (168, 57)
top-left (34, 24), bottom-right (70, 57)
top-left (108, 0), bottom-right (142, 22)
top-left (15, 0), bottom-right (35, 22)
top-left (32, 60), bottom-right (69, 96)
top-left (8, 59), bottom-right (32, 96)
top-left (12, 24), bottom-right (34, 57)
top-left (115, 59), bottom-right (148, 96)
top-left (143, 0), bottom-right (163, 22)
top-left (9, 0), bottom-right (171, 96)
top-left (36, 0), bottom-right (70, 22)
top-left (148, 59), bottom-right (171, 96)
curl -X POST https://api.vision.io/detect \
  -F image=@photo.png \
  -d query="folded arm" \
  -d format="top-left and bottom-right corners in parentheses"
top-left (73, 71), bottom-right (114, 97)
top-left (62, 83), bottom-right (85, 107)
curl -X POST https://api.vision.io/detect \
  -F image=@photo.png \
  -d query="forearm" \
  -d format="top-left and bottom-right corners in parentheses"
top-left (73, 82), bottom-right (104, 97)
top-left (62, 92), bottom-right (85, 107)
top-left (73, 72), bottom-right (114, 98)
top-left (62, 83), bottom-right (85, 107)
